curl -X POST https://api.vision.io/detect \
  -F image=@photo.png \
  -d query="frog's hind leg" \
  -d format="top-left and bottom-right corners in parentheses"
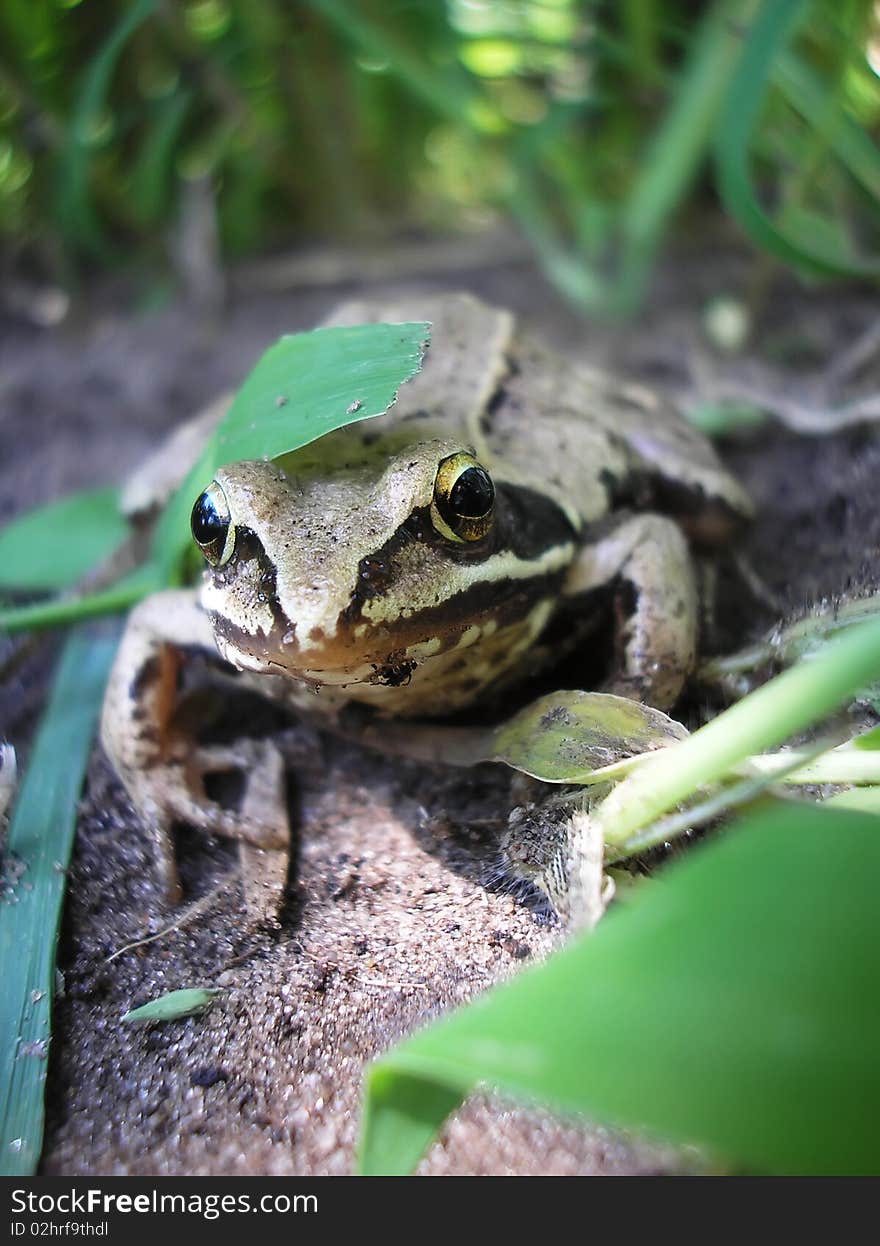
top-left (496, 777), bottom-right (613, 933)
top-left (564, 512), bottom-right (698, 709)
top-left (101, 589), bottom-right (290, 916)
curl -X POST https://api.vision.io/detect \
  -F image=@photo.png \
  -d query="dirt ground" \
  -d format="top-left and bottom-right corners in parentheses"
top-left (1, 234), bottom-right (878, 1175)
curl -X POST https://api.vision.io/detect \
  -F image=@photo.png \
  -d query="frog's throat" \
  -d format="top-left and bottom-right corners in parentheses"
top-left (213, 592), bottom-right (562, 717)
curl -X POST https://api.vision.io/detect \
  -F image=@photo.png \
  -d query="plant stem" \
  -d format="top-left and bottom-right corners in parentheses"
top-left (594, 616), bottom-right (880, 847)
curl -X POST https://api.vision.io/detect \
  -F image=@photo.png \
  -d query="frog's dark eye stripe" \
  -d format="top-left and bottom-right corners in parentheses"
top-left (191, 481), bottom-right (236, 567)
top-left (431, 452), bottom-right (495, 543)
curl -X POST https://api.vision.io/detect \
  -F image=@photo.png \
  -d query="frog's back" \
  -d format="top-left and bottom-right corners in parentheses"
top-left (125, 291), bottom-right (751, 542)
top-left (493, 327), bottom-right (753, 539)
top-left (325, 292), bottom-right (752, 540)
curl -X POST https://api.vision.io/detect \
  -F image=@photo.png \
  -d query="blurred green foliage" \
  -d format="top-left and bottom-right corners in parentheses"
top-left (0, 0), bottom-right (877, 312)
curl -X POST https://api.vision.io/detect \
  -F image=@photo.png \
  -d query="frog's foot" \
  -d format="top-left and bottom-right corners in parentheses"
top-left (114, 734), bottom-right (290, 919)
top-left (564, 512), bottom-right (698, 709)
top-left (496, 781), bottom-right (613, 933)
top-left (101, 589), bottom-right (290, 920)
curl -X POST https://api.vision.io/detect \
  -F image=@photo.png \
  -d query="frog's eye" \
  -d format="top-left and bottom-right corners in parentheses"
top-left (431, 452), bottom-right (495, 543)
top-left (191, 481), bottom-right (235, 567)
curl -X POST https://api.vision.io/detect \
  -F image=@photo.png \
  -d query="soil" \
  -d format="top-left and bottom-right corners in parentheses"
top-left (1, 235), bottom-right (878, 1175)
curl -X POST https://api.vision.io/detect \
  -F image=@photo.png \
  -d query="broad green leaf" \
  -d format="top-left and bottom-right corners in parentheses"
top-left (154, 321), bottom-right (429, 577)
top-left (0, 487), bottom-right (128, 591)
top-left (0, 321), bottom-right (429, 631)
top-left (360, 803), bottom-right (880, 1176)
top-left (0, 629), bottom-right (119, 1177)
top-left (122, 989), bottom-right (223, 1025)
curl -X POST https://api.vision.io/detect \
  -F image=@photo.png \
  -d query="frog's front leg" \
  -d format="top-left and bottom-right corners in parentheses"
top-left (101, 588), bottom-right (290, 914)
top-left (565, 512), bottom-right (698, 709)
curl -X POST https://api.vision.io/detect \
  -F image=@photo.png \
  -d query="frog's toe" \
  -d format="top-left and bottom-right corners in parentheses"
top-left (124, 738), bottom-right (291, 920)
top-left (495, 801), bottom-right (570, 924)
top-left (228, 739), bottom-right (291, 925)
top-left (176, 740), bottom-right (290, 850)
top-left (498, 799), bottom-right (611, 933)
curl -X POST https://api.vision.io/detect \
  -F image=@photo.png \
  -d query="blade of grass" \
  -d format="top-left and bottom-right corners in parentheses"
top-left (303, 0), bottom-right (486, 129)
top-left (56, 0), bottom-right (159, 258)
top-left (0, 627), bottom-right (119, 1176)
top-left (0, 563), bottom-right (162, 636)
top-left (0, 487), bottom-right (128, 592)
top-left (507, 0), bottom-right (761, 316)
top-left (715, 0), bottom-right (880, 279)
top-left (773, 50), bottom-right (880, 204)
top-left (616, 0), bottom-right (761, 312)
top-left (129, 88), bottom-right (192, 227)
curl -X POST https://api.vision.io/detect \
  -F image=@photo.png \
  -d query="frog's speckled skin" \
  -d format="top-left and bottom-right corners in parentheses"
top-left (100, 293), bottom-right (751, 915)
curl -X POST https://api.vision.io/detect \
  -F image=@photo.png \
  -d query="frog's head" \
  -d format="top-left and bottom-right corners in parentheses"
top-left (189, 427), bottom-right (575, 715)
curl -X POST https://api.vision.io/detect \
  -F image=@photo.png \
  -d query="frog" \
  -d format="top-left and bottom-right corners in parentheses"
top-left (100, 292), bottom-right (752, 923)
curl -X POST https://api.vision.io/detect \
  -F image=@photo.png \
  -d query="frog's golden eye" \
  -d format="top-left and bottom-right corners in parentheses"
top-left (191, 481), bottom-right (235, 567)
top-left (431, 452), bottom-right (495, 543)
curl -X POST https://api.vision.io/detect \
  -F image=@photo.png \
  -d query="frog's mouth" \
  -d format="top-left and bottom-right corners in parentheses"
top-left (209, 562), bottom-right (567, 717)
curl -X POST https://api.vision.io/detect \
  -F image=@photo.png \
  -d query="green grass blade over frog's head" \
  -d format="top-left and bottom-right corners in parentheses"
top-left (154, 320), bottom-right (430, 579)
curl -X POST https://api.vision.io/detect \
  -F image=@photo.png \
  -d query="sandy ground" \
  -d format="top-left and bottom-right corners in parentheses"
top-left (1, 238), bottom-right (878, 1175)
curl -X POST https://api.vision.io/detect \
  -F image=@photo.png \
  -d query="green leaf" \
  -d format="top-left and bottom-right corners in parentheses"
top-left (355, 690), bottom-right (687, 783)
top-left (853, 726), bottom-right (880, 751)
top-left (489, 691), bottom-right (688, 783)
top-left (0, 487), bottom-right (128, 591)
top-left (153, 320), bottom-right (429, 577)
top-left (700, 593), bottom-right (880, 683)
top-left (0, 629), bottom-right (119, 1177)
top-left (121, 989), bottom-right (223, 1025)
top-left (359, 803), bottom-right (880, 1176)
top-left (616, 0), bottom-right (761, 309)
top-left (685, 401), bottom-right (767, 436)
top-left (358, 1071), bottom-right (467, 1179)
top-left (777, 204), bottom-right (860, 271)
